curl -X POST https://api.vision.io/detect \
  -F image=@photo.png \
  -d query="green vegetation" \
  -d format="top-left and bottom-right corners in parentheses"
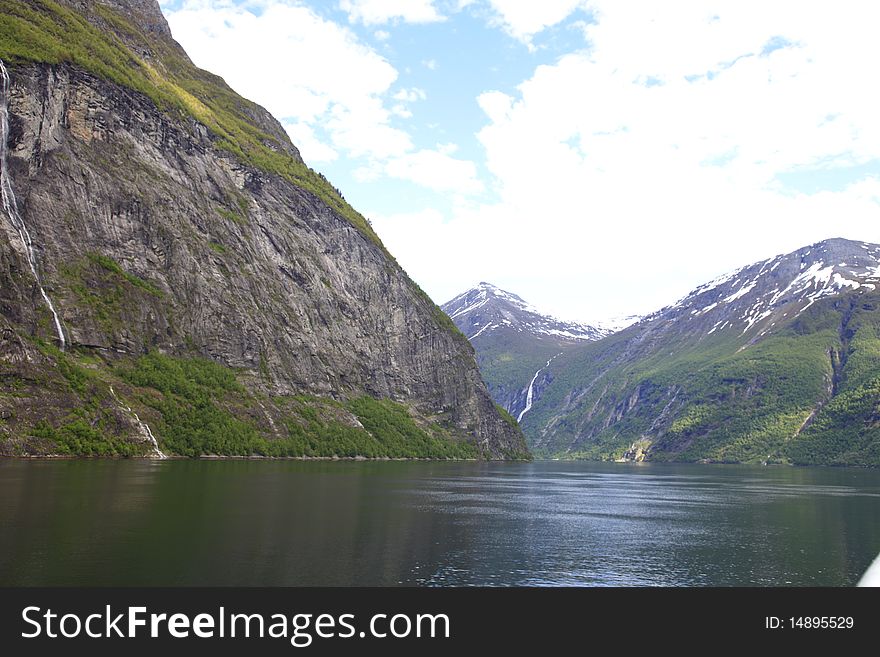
top-left (19, 341), bottom-right (150, 456)
top-left (31, 418), bottom-right (141, 456)
top-left (348, 396), bottom-right (479, 459)
top-left (216, 207), bottom-right (245, 225)
top-left (525, 292), bottom-right (880, 466)
top-left (87, 253), bottom-right (163, 296)
top-left (0, 0), bottom-right (383, 250)
top-left (473, 328), bottom-right (573, 413)
top-left (115, 352), bottom-right (480, 459)
top-left (36, 339), bottom-right (92, 394)
top-left (60, 253), bottom-right (163, 336)
top-left (119, 352), bottom-right (261, 457)
top-left (2, 341), bottom-right (488, 459)
top-left (495, 403), bottom-right (519, 431)
top-left (784, 304), bottom-right (880, 465)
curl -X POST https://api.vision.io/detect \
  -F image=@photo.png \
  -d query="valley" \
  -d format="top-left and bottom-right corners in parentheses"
top-left (451, 240), bottom-right (880, 466)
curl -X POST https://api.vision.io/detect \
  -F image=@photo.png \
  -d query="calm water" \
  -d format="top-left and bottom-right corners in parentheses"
top-left (0, 459), bottom-right (878, 586)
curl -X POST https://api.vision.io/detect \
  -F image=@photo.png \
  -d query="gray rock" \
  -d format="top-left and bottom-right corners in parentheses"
top-left (0, 4), bottom-right (526, 458)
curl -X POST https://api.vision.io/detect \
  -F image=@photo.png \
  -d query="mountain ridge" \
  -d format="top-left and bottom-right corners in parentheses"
top-left (522, 237), bottom-right (880, 465)
top-left (443, 282), bottom-right (614, 343)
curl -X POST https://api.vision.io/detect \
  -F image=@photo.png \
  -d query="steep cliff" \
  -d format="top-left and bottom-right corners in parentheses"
top-left (0, 0), bottom-right (528, 459)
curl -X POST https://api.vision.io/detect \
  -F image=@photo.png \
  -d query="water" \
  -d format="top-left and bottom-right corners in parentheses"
top-left (517, 352), bottom-right (561, 422)
top-left (109, 386), bottom-right (167, 459)
top-left (0, 59), bottom-right (66, 349)
top-left (0, 460), bottom-right (878, 586)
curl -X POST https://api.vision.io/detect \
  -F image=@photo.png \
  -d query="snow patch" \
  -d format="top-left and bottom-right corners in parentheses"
top-left (742, 309), bottom-right (773, 334)
top-left (468, 323), bottom-right (495, 340)
top-left (724, 281), bottom-right (757, 303)
top-left (449, 296), bottom-right (488, 318)
top-left (696, 302), bottom-right (718, 316)
top-left (831, 273), bottom-right (860, 290)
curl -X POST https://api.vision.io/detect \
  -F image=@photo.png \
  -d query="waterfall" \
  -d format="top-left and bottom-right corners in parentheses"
top-left (0, 59), bottom-right (66, 349)
top-left (110, 386), bottom-right (167, 459)
top-left (517, 352), bottom-right (563, 423)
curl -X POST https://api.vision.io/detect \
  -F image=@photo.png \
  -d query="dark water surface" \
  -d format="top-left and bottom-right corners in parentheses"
top-left (1, 459), bottom-right (878, 586)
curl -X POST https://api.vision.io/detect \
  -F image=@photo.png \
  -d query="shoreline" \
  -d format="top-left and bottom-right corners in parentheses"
top-left (0, 454), bottom-right (490, 462)
top-left (1, 455), bottom-right (873, 468)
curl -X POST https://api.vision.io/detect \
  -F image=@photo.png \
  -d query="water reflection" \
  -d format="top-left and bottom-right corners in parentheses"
top-left (0, 460), bottom-right (878, 586)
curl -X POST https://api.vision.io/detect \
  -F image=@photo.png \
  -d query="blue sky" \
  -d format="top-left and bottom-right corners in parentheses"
top-left (158, 1), bottom-right (880, 324)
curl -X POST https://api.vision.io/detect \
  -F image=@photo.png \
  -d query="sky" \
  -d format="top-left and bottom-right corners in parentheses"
top-left (157, 0), bottom-right (880, 324)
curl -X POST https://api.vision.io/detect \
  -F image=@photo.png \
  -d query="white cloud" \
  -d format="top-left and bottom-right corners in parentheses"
top-left (325, 98), bottom-right (412, 159)
top-left (162, 2), bottom-right (490, 201)
top-left (353, 165), bottom-right (383, 183)
top-left (163, 1), bottom-right (880, 322)
top-left (485, 0), bottom-right (590, 45)
top-left (389, 87), bottom-right (426, 119)
top-left (393, 87), bottom-right (427, 102)
top-left (436, 142), bottom-right (459, 156)
top-left (282, 122), bottom-right (338, 163)
top-left (163, 1), bottom-right (411, 164)
top-left (384, 149), bottom-right (484, 193)
top-left (340, 0), bottom-right (444, 25)
top-left (374, 29), bottom-right (391, 41)
top-left (376, 0), bottom-right (880, 321)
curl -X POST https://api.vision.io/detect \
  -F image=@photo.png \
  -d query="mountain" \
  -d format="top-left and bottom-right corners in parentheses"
top-left (441, 282), bottom-right (617, 420)
top-left (521, 238), bottom-right (880, 465)
top-left (0, 0), bottom-right (528, 459)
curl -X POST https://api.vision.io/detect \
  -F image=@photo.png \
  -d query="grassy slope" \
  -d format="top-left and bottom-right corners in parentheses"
top-left (472, 329), bottom-right (572, 410)
top-left (784, 299), bottom-right (880, 465)
top-left (526, 292), bottom-right (880, 465)
top-left (2, 344), bottom-right (480, 459)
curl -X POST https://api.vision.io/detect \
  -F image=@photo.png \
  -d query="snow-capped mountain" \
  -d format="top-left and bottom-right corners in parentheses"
top-left (441, 283), bottom-right (614, 421)
top-left (525, 238), bottom-right (880, 467)
top-left (645, 237), bottom-right (880, 340)
top-left (442, 282), bottom-right (612, 343)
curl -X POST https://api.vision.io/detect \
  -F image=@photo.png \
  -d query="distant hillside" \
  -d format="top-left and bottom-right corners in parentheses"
top-left (522, 238), bottom-right (880, 466)
top-left (442, 283), bottom-right (624, 420)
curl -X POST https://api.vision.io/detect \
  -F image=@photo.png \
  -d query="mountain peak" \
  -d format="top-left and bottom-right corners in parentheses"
top-left (649, 238), bottom-right (880, 339)
top-left (442, 284), bottom-right (609, 342)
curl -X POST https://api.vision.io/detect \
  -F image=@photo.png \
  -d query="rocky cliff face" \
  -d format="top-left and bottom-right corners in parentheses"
top-left (0, 0), bottom-right (527, 459)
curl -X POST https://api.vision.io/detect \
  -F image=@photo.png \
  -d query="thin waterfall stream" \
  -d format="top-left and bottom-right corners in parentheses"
top-left (0, 59), bottom-right (66, 349)
top-left (517, 352), bottom-right (562, 422)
